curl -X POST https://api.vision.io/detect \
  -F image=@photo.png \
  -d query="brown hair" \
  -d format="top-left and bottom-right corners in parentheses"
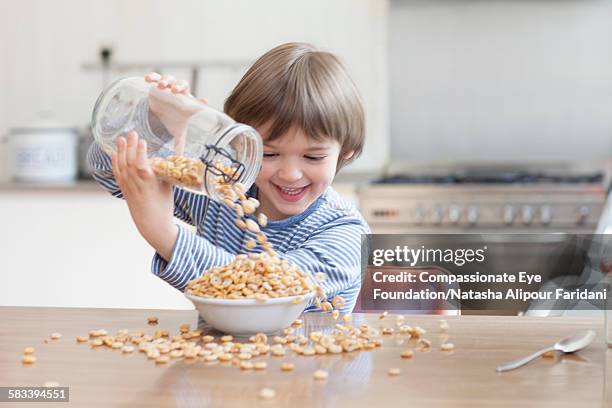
top-left (224, 42), bottom-right (365, 169)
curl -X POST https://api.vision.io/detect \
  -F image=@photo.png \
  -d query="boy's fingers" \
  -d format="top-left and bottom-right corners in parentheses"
top-left (126, 131), bottom-right (138, 166)
top-left (135, 139), bottom-right (151, 173)
top-left (158, 75), bottom-right (176, 89)
top-left (145, 72), bottom-right (162, 83)
top-left (110, 152), bottom-right (122, 183)
top-left (171, 80), bottom-right (189, 94)
top-left (116, 136), bottom-right (128, 175)
top-left (197, 97), bottom-right (209, 104)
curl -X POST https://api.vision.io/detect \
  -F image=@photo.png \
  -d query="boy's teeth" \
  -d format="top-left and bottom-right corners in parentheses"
top-left (279, 186), bottom-right (304, 195)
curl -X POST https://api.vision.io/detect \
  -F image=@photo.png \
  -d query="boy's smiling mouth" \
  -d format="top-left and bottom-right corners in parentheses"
top-left (272, 182), bottom-right (310, 202)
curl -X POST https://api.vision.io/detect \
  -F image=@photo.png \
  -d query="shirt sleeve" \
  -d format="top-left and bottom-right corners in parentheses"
top-left (281, 216), bottom-right (369, 314)
top-left (151, 224), bottom-right (235, 291)
top-left (86, 141), bottom-right (205, 226)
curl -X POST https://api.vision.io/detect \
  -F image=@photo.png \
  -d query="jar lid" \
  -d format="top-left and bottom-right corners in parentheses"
top-left (10, 112), bottom-right (76, 134)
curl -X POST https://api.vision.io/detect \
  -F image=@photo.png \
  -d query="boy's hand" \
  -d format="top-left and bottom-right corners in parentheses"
top-left (144, 73), bottom-right (208, 155)
top-left (111, 130), bottom-right (178, 260)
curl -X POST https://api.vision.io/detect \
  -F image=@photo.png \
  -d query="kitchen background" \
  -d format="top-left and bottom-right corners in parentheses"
top-left (1, 0), bottom-right (611, 310)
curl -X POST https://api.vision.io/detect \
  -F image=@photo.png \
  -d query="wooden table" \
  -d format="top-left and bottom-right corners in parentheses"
top-left (0, 307), bottom-right (609, 407)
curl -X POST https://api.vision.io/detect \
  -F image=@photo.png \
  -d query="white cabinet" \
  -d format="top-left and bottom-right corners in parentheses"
top-left (0, 186), bottom-right (194, 309)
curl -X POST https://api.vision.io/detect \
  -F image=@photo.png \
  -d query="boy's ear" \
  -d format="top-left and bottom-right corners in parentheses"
top-left (343, 150), bottom-right (355, 160)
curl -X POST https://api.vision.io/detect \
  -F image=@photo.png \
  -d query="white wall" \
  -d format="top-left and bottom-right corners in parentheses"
top-left (0, 0), bottom-right (388, 175)
top-left (0, 0), bottom-right (388, 308)
top-left (389, 0), bottom-right (612, 164)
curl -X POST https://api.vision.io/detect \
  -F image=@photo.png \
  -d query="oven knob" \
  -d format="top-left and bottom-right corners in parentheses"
top-left (577, 206), bottom-right (590, 225)
top-left (540, 205), bottom-right (552, 225)
top-left (448, 206), bottom-right (461, 224)
top-left (415, 207), bottom-right (425, 225)
top-left (521, 206), bottom-right (534, 225)
top-left (503, 205), bottom-right (515, 225)
top-left (431, 207), bottom-right (443, 225)
top-left (467, 206), bottom-right (479, 225)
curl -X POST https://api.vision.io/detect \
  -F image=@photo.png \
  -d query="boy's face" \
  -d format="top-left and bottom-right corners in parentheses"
top-left (254, 123), bottom-right (345, 221)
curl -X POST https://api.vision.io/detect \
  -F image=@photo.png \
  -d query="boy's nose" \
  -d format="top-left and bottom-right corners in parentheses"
top-left (278, 162), bottom-right (303, 182)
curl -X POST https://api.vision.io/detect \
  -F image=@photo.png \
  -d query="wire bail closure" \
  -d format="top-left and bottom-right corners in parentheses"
top-left (200, 144), bottom-right (245, 184)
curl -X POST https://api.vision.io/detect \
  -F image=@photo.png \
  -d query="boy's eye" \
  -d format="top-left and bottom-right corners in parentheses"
top-left (305, 155), bottom-right (327, 161)
top-left (263, 153), bottom-right (278, 158)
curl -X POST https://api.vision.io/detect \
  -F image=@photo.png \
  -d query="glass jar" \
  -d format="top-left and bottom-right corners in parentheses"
top-left (91, 77), bottom-right (262, 201)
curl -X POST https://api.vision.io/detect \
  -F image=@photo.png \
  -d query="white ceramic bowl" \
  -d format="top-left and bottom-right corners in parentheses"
top-left (185, 291), bottom-right (316, 335)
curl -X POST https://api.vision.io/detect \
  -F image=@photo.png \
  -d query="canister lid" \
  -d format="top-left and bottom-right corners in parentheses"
top-left (10, 112), bottom-right (76, 134)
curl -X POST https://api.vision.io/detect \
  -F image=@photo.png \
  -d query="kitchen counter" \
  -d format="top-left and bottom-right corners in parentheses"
top-left (0, 180), bottom-right (100, 192)
top-left (0, 307), bottom-right (609, 407)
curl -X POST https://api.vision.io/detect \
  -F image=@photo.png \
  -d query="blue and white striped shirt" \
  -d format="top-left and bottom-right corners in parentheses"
top-left (87, 142), bottom-right (370, 313)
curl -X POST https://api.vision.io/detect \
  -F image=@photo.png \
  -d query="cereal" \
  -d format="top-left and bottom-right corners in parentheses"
top-left (331, 295), bottom-right (345, 309)
top-left (400, 350), bottom-right (414, 359)
top-left (253, 361), bottom-right (267, 370)
top-left (258, 387), bottom-right (276, 400)
top-left (314, 345), bottom-right (327, 355)
top-left (242, 199), bottom-right (258, 215)
top-left (218, 353), bottom-right (233, 362)
top-left (379, 311), bottom-right (388, 320)
top-left (91, 339), bottom-right (104, 347)
top-left (301, 347), bottom-right (316, 356)
top-left (382, 328), bottom-right (394, 335)
top-left (147, 317), bottom-right (159, 325)
top-left (542, 350), bottom-right (555, 358)
top-left (240, 361), bottom-right (254, 370)
top-left (122, 345), bottom-right (135, 353)
top-left (313, 369), bottom-right (329, 380)
top-left (185, 252), bottom-right (314, 300)
top-left (327, 344), bottom-right (343, 354)
top-left (151, 155), bottom-right (204, 189)
top-left (412, 326), bottom-right (427, 337)
top-left (439, 319), bottom-right (449, 331)
top-left (245, 219), bottom-right (260, 233)
top-left (76, 336), bottom-right (89, 343)
top-left (388, 368), bottom-right (401, 376)
top-left (280, 362), bottom-right (295, 372)
top-left (50, 333), bottom-right (62, 340)
top-left (398, 325), bottom-right (412, 335)
top-left (238, 353), bottom-right (252, 360)
top-left (331, 310), bottom-right (340, 320)
top-left (22, 355), bottom-right (36, 364)
top-left (271, 347), bottom-right (286, 357)
top-left (220, 335), bottom-right (233, 343)
top-left (418, 339), bottom-right (432, 350)
top-left (440, 342), bottom-right (455, 352)
top-left (155, 355), bottom-right (170, 364)
top-left (23, 347), bottom-right (35, 354)
top-left (257, 213), bottom-right (268, 227)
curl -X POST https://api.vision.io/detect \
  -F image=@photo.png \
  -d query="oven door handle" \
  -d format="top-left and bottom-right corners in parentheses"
top-left (481, 234), bottom-right (570, 244)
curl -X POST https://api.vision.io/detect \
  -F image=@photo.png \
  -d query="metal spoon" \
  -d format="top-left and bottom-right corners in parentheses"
top-left (496, 330), bottom-right (596, 373)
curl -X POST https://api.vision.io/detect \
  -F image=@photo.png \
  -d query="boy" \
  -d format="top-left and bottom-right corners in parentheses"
top-left (88, 42), bottom-right (369, 313)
